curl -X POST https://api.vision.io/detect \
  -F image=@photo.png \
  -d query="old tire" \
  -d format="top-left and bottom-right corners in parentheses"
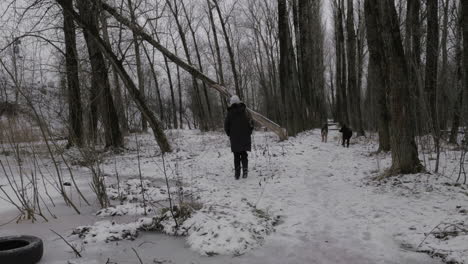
top-left (0, 235), bottom-right (43, 264)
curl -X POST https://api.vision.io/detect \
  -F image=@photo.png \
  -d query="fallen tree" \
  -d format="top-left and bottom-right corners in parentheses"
top-left (100, 2), bottom-right (287, 141)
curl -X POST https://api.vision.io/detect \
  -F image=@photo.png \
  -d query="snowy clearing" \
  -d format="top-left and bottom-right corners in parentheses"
top-left (0, 129), bottom-right (466, 263)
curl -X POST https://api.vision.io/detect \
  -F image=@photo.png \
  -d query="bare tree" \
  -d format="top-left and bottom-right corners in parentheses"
top-left (76, 0), bottom-right (123, 148)
top-left (60, 0), bottom-right (83, 147)
top-left (425, 0), bottom-right (441, 172)
top-left (364, 0), bottom-right (423, 175)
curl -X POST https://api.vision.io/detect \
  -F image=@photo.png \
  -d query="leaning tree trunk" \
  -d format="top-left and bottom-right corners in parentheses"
top-left (57, 0), bottom-right (171, 152)
top-left (61, 0), bottom-right (83, 147)
top-left (365, 0), bottom-right (423, 175)
top-left (99, 1), bottom-right (287, 140)
top-left (77, 0), bottom-right (123, 148)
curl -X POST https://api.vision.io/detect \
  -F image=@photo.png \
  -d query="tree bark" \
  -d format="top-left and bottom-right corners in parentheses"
top-left (278, 0), bottom-right (301, 135)
top-left (77, 0), bottom-right (123, 148)
top-left (365, 7), bottom-right (390, 151)
top-left (127, 0), bottom-right (147, 131)
top-left (425, 0), bottom-right (440, 172)
top-left (462, 0), bottom-right (468, 136)
top-left (346, 0), bottom-right (364, 135)
top-left (298, 0), bottom-right (323, 127)
top-left (405, 0), bottom-right (422, 135)
top-left (334, 0), bottom-right (349, 125)
top-left (364, 0), bottom-right (422, 175)
top-left (163, 55), bottom-right (178, 129)
top-left (449, 7), bottom-right (463, 144)
top-left (61, 0), bottom-right (83, 147)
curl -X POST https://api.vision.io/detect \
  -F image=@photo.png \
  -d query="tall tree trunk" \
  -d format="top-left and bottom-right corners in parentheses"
top-left (364, 0), bottom-right (422, 175)
top-left (438, 0), bottom-right (450, 131)
top-left (346, 0), bottom-right (364, 135)
top-left (142, 45), bottom-right (165, 126)
top-left (212, 0), bottom-right (242, 99)
top-left (298, 0), bottom-right (318, 127)
top-left (365, 6), bottom-right (390, 151)
top-left (166, 0), bottom-right (206, 130)
top-left (425, 0), bottom-right (440, 171)
top-left (405, 0), bottom-right (422, 135)
top-left (100, 13), bottom-right (129, 135)
top-left (462, 0), bottom-right (468, 136)
top-left (61, 0), bottom-right (83, 147)
top-left (336, 0), bottom-right (349, 125)
top-left (77, 0), bottom-right (123, 148)
top-left (207, 0), bottom-right (227, 117)
top-left (163, 56), bottom-right (178, 129)
top-left (278, 0), bottom-right (300, 135)
top-left (127, 0), bottom-right (147, 131)
top-left (449, 7), bottom-right (463, 144)
top-left (182, 1), bottom-right (214, 129)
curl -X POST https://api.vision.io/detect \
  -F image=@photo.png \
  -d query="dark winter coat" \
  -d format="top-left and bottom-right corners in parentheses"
top-left (339, 125), bottom-right (353, 139)
top-left (224, 103), bottom-right (254, 153)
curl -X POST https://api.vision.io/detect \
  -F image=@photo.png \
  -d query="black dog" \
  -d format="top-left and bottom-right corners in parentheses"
top-left (339, 124), bottom-right (353, 148)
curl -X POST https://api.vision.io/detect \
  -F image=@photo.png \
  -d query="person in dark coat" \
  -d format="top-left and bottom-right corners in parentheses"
top-left (224, 95), bottom-right (254, 180)
top-left (339, 124), bottom-right (353, 147)
top-left (321, 123), bottom-right (328, 142)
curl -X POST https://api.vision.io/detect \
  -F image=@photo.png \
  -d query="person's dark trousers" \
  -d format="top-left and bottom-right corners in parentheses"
top-left (342, 137), bottom-right (350, 148)
top-left (233, 151), bottom-right (248, 179)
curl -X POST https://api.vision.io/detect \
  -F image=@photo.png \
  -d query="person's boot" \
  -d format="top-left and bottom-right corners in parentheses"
top-left (235, 167), bottom-right (241, 180)
top-left (241, 154), bottom-right (248, 178)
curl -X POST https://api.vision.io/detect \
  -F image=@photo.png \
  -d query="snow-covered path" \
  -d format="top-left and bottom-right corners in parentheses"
top-left (2, 129), bottom-right (462, 263)
top-left (166, 130), bottom-right (443, 263)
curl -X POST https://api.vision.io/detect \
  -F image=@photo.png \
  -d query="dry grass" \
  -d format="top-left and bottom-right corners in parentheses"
top-left (0, 116), bottom-right (41, 144)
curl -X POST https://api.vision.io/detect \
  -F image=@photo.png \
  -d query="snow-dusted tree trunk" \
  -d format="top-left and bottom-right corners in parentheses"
top-left (364, 0), bottom-right (423, 175)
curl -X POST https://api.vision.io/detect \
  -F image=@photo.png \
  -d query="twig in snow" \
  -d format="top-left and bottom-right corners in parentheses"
top-left (132, 247), bottom-right (144, 264)
top-left (50, 229), bottom-right (82, 258)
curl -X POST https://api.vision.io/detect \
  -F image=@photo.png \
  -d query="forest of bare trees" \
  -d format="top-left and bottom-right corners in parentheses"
top-left (0, 0), bottom-right (466, 177)
top-left (1, 1), bottom-right (468, 262)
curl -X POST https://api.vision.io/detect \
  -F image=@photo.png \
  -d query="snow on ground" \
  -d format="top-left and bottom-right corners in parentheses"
top-left (0, 128), bottom-right (466, 263)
